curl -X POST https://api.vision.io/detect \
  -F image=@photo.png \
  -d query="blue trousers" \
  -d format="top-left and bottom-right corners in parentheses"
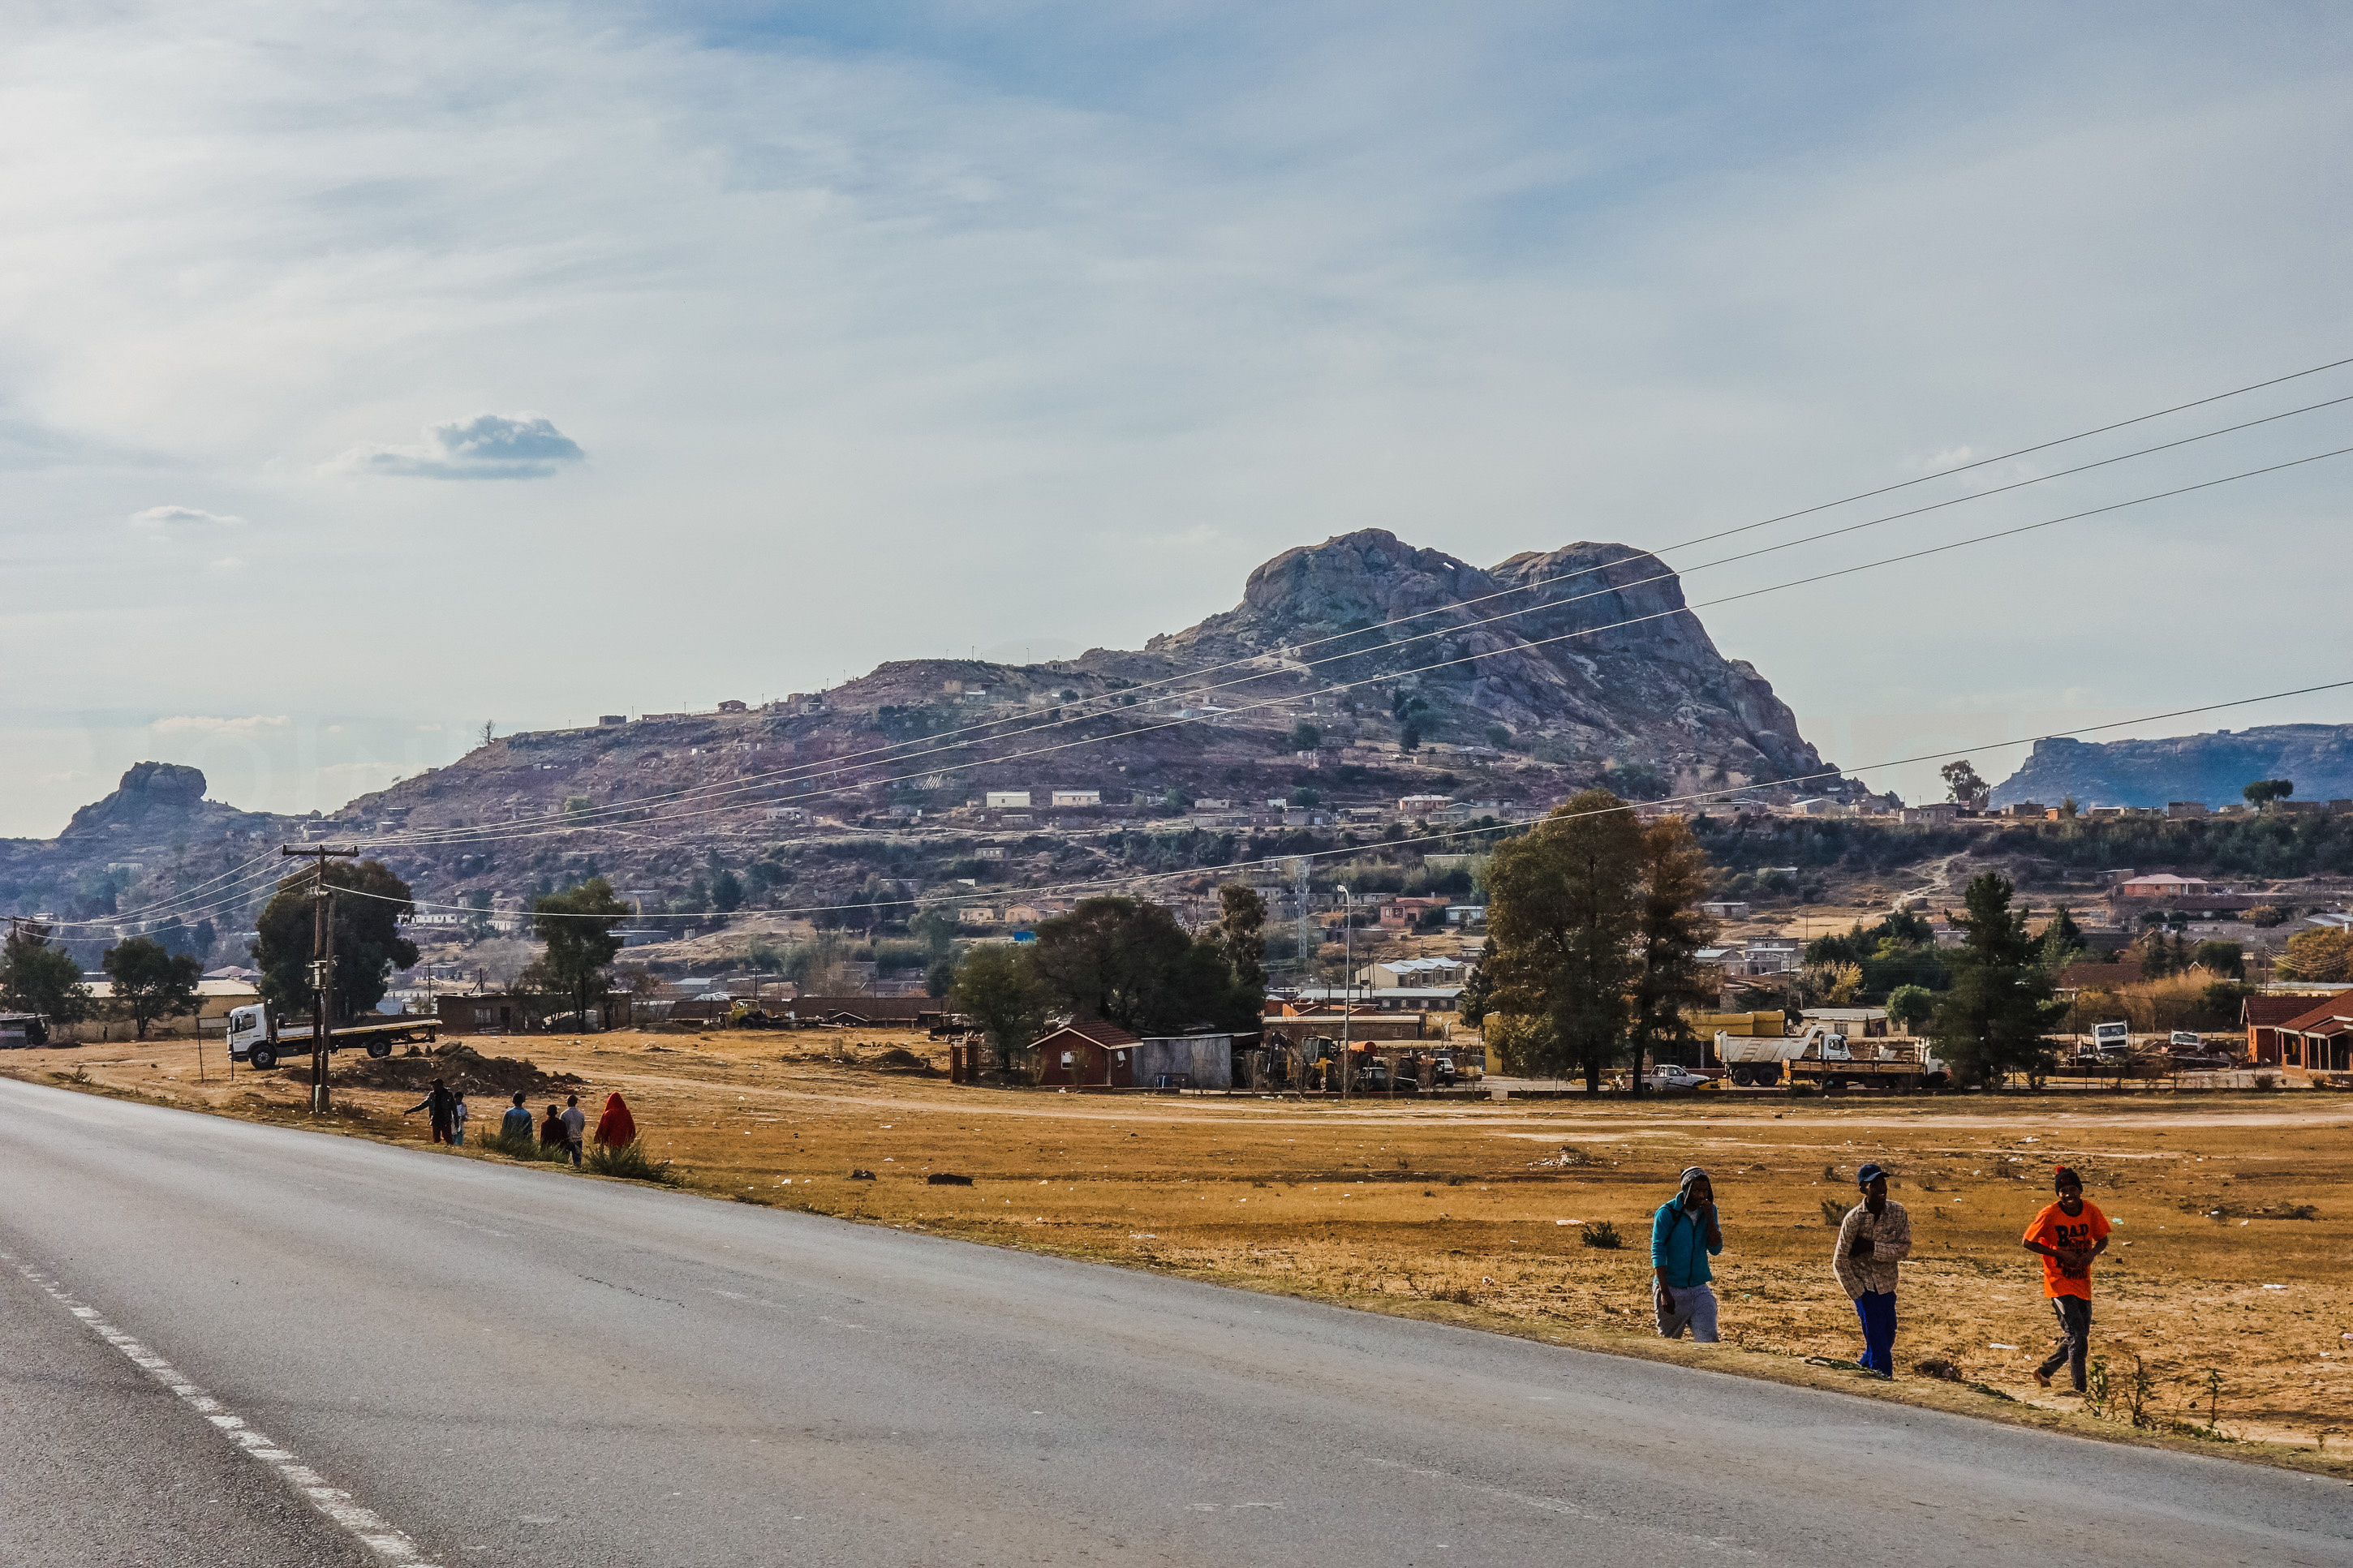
top-left (1853, 1291), bottom-right (1897, 1374)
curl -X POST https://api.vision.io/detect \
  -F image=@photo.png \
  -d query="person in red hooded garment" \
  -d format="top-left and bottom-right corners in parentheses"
top-left (593, 1091), bottom-right (637, 1149)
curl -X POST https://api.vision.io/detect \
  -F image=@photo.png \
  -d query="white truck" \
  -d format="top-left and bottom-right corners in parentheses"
top-left (1716, 1022), bottom-right (1950, 1091)
top-left (226, 1003), bottom-right (439, 1070)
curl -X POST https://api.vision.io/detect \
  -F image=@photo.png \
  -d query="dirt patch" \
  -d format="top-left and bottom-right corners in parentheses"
top-left (288, 1044), bottom-right (584, 1098)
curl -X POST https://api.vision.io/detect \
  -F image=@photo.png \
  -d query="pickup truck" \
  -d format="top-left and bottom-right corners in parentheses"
top-left (226, 1003), bottom-right (439, 1070)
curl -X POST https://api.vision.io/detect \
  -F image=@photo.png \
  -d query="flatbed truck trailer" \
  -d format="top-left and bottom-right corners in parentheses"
top-left (225, 1003), bottom-right (438, 1069)
top-left (1716, 1023), bottom-right (1950, 1090)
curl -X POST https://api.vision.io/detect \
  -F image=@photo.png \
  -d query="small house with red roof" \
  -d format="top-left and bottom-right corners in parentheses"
top-left (2270, 991), bottom-right (2353, 1072)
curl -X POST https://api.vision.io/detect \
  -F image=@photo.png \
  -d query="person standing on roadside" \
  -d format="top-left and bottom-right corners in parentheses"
top-left (561, 1093), bottom-right (587, 1166)
top-left (1652, 1167), bottom-right (1723, 1342)
top-left (405, 1078), bottom-right (454, 1144)
top-left (2024, 1166), bottom-right (2110, 1394)
top-left (540, 1102), bottom-right (566, 1150)
top-left (1834, 1162), bottom-right (1912, 1376)
top-left (593, 1091), bottom-right (637, 1149)
top-left (448, 1090), bottom-right (469, 1148)
top-left (501, 1091), bottom-right (534, 1147)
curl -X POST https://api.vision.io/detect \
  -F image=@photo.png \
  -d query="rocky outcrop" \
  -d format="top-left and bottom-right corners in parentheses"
top-left (1146, 529), bottom-right (1824, 780)
top-left (1992, 725), bottom-right (2353, 809)
top-left (60, 763), bottom-right (216, 838)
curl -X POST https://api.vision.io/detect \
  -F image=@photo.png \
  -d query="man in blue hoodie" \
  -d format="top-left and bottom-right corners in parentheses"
top-left (1652, 1166), bottom-right (1724, 1342)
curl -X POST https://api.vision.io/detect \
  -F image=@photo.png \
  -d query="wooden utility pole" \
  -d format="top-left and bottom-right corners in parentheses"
top-left (281, 845), bottom-right (358, 1114)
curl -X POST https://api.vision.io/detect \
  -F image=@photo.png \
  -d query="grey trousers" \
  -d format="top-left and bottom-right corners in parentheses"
top-left (1656, 1282), bottom-right (1719, 1342)
top-left (2037, 1294), bottom-right (2092, 1391)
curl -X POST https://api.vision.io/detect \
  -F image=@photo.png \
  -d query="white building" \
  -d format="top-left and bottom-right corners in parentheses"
top-left (985, 790), bottom-right (1032, 809)
top-left (1050, 789), bottom-right (1102, 808)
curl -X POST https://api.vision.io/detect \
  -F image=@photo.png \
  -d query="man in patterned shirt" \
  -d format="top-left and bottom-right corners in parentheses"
top-left (1833, 1162), bottom-right (1911, 1376)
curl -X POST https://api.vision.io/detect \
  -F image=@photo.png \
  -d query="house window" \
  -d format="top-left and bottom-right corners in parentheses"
top-left (473, 1006), bottom-right (495, 1026)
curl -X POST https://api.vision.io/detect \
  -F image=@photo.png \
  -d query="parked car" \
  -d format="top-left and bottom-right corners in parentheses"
top-left (1640, 1065), bottom-right (1712, 1094)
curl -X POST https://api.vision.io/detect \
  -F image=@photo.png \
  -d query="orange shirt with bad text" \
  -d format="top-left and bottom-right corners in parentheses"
top-left (2022, 1199), bottom-right (2110, 1299)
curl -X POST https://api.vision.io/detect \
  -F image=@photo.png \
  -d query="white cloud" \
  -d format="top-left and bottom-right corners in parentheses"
top-left (151, 714), bottom-right (290, 735)
top-left (2, 3), bottom-right (2349, 831)
top-left (131, 505), bottom-right (243, 531)
top-left (207, 555), bottom-right (247, 573)
top-left (332, 413), bottom-right (584, 480)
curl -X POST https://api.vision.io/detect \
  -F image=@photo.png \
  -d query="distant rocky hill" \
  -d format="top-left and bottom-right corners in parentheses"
top-left (1991, 724), bottom-right (2353, 809)
top-left (1141, 531), bottom-right (1822, 781)
top-left (5, 530), bottom-right (1848, 959)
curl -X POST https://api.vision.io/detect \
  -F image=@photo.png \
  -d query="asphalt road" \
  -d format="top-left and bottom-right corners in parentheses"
top-left (3, 1079), bottom-right (2345, 1568)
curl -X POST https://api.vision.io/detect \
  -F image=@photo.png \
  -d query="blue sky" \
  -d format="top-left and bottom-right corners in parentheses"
top-left (2, 2), bottom-right (2349, 833)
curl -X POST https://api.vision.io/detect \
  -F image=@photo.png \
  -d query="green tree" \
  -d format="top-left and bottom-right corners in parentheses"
top-left (1483, 789), bottom-right (1644, 1093)
top-left (252, 861), bottom-right (419, 1023)
top-left (1925, 872), bottom-right (2065, 1085)
top-left (1456, 938), bottom-right (1496, 1027)
top-left (2243, 778), bottom-right (2295, 809)
top-left (909, 904), bottom-right (957, 964)
top-left (710, 868), bottom-right (745, 913)
top-left (1029, 896), bottom-right (1241, 1034)
top-left (950, 944), bottom-right (1057, 1072)
top-left (1, 921), bottom-right (94, 1024)
top-left (101, 936), bottom-right (202, 1041)
top-left (525, 878), bottom-right (630, 1025)
top-left (1207, 883), bottom-right (1268, 1011)
top-left (2192, 939), bottom-right (2244, 979)
top-left (1940, 758), bottom-right (1987, 806)
top-left (1886, 983), bottom-right (1935, 1033)
top-left (925, 957), bottom-right (956, 998)
top-left (1627, 816), bottom-right (1719, 1079)
top-left (1399, 720), bottom-right (1423, 752)
top-left (1289, 721), bottom-right (1322, 751)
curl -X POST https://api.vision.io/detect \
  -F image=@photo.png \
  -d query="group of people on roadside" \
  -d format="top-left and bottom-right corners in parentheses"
top-left (405, 1084), bottom-right (638, 1170)
top-left (1648, 1161), bottom-right (2110, 1394)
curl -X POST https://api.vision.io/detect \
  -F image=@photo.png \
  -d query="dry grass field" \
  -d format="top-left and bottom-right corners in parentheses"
top-left (13, 1027), bottom-right (2351, 1474)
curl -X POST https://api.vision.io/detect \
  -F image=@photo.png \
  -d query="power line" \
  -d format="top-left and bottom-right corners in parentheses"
top-left (353, 441), bottom-right (2353, 855)
top-left (333, 675), bottom-right (2353, 921)
top-left (359, 363), bottom-right (2353, 849)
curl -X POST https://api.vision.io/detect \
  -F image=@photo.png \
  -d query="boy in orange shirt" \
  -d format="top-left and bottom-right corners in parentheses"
top-left (2021, 1165), bottom-right (2110, 1394)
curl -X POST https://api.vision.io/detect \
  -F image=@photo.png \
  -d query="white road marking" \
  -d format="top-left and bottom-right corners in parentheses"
top-left (4, 1252), bottom-right (444, 1566)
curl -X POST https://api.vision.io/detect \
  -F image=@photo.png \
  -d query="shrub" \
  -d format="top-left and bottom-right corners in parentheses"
top-left (1579, 1219), bottom-right (1621, 1249)
top-left (583, 1139), bottom-right (677, 1184)
top-left (482, 1129), bottom-right (569, 1164)
top-left (1820, 1197), bottom-right (1849, 1226)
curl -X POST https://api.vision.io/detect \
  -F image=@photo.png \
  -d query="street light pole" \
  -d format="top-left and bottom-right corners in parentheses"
top-left (1337, 886), bottom-right (1352, 1101)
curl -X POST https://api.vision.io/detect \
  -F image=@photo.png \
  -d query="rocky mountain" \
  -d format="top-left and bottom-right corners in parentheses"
top-left (0, 764), bottom-right (292, 964)
top-left (5, 530), bottom-right (1841, 959)
top-left (1990, 724), bottom-right (2353, 809)
top-left (1144, 531), bottom-right (1822, 780)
